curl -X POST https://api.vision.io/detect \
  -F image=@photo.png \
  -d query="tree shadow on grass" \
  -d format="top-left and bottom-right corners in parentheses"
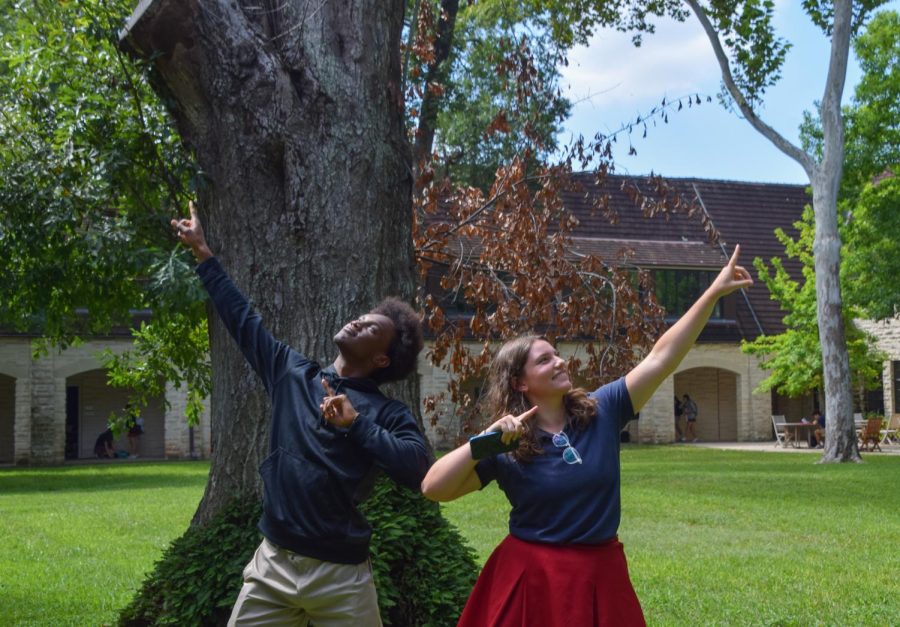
top-left (0, 462), bottom-right (209, 495)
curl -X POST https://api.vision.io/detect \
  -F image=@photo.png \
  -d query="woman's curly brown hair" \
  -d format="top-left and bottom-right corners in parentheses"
top-left (481, 334), bottom-right (597, 463)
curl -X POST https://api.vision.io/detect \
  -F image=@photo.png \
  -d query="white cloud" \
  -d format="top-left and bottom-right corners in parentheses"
top-left (559, 18), bottom-right (722, 108)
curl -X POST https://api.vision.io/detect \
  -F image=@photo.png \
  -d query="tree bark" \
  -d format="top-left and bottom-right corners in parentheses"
top-left (122, 0), bottom-right (418, 522)
top-left (811, 179), bottom-right (859, 462)
top-left (814, 0), bottom-right (860, 463)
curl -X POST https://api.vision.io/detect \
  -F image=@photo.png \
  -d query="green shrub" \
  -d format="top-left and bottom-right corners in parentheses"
top-left (118, 495), bottom-right (262, 626)
top-left (361, 478), bottom-right (479, 627)
top-left (119, 478), bottom-right (478, 626)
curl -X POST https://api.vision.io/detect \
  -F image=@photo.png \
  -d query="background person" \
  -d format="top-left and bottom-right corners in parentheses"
top-left (126, 405), bottom-right (144, 458)
top-left (674, 395), bottom-right (684, 441)
top-left (421, 247), bottom-right (752, 626)
top-left (682, 393), bottom-right (698, 442)
top-left (805, 410), bottom-right (825, 448)
top-left (94, 427), bottom-right (115, 459)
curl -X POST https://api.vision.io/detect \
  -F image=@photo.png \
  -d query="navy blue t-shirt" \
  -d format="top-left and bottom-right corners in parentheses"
top-left (474, 377), bottom-right (635, 544)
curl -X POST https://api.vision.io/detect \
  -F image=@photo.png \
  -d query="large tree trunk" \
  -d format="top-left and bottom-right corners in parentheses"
top-left (119, 5), bottom-right (478, 625)
top-left (123, 0), bottom-right (416, 520)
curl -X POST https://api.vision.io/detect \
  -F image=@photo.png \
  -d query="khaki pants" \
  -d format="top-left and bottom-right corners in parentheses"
top-left (228, 538), bottom-right (383, 626)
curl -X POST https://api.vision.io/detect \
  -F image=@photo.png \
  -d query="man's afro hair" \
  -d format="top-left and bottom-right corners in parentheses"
top-left (370, 297), bottom-right (424, 384)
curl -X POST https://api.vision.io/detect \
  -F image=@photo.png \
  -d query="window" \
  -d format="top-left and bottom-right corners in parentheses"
top-left (651, 269), bottom-right (723, 319)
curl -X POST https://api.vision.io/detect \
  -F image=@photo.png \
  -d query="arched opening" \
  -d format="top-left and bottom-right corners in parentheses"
top-left (0, 374), bottom-right (15, 463)
top-left (66, 369), bottom-right (166, 459)
top-left (675, 367), bottom-right (738, 441)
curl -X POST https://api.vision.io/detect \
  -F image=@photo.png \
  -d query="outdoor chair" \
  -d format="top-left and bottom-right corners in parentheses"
top-left (880, 414), bottom-right (900, 446)
top-left (858, 417), bottom-right (882, 452)
top-left (771, 415), bottom-right (791, 447)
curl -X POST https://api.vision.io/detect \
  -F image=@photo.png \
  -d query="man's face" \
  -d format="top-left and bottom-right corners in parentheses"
top-left (334, 313), bottom-right (396, 367)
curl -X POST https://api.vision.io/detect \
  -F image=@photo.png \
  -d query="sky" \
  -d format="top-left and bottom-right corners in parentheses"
top-left (556, 1), bottom-right (900, 184)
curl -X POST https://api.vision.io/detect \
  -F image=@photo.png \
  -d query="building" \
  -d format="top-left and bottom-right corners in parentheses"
top-left (419, 174), bottom-right (819, 447)
top-left (856, 318), bottom-right (900, 417)
top-left (0, 327), bottom-right (210, 466)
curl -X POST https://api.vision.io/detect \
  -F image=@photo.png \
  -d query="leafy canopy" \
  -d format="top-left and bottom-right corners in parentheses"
top-left (800, 9), bottom-right (900, 320)
top-left (741, 205), bottom-right (884, 399)
top-left (0, 0), bottom-right (207, 421)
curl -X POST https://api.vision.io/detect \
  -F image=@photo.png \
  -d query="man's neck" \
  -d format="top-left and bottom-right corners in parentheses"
top-left (332, 354), bottom-right (373, 379)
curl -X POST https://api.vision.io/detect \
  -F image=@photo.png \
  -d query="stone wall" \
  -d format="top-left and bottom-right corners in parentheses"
top-left (856, 316), bottom-right (900, 415)
top-left (0, 337), bottom-right (211, 465)
top-left (164, 380), bottom-right (211, 459)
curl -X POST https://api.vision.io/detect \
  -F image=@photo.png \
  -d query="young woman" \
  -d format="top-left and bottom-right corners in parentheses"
top-left (421, 247), bottom-right (752, 626)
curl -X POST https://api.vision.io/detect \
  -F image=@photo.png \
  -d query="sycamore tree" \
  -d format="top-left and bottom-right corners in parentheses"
top-left (741, 205), bottom-right (885, 412)
top-left (748, 9), bottom-right (899, 425)
top-left (551, 0), bottom-right (891, 462)
top-left (681, 0), bottom-right (890, 463)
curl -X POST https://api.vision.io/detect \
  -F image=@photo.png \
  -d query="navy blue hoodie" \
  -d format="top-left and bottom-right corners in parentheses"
top-left (198, 258), bottom-right (431, 564)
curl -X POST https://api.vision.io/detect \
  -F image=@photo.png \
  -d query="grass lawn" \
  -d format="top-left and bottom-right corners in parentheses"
top-left (1, 447), bottom-right (898, 625)
top-left (441, 446), bottom-right (900, 626)
top-left (0, 461), bottom-right (209, 627)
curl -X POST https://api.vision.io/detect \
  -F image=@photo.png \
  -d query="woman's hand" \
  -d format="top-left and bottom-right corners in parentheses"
top-left (709, 244), bottom-right (753, 298)
top-left (421, 405), bottom-right (539, 502)
top-left (484, 406), bottom-right (539, 444)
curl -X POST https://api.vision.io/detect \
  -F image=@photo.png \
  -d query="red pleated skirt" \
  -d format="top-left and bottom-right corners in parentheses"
top-left (457, 535), bottom-right (646, 627)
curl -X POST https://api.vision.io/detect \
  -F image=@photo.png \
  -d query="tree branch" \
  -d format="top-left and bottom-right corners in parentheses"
top-left (684, 0), bottom-right (817, 177)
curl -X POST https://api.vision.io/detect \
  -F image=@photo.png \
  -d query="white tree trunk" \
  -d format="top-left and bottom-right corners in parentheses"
top-left (810, 177), bottom-right (859, 462)
top-left (812, 0), bottom-right (860, 462)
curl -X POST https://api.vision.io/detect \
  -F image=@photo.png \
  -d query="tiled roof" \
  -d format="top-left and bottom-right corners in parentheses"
top-left (424, 173), bottom-right (811, 342)
top-left (562, 173), bottom-right (810, 340)
top-left (568, 237), bottom-right (726, 268)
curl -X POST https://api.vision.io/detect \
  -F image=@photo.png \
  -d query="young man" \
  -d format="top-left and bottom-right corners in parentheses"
top-left (805, 410), bottom-right (825, 448)
top-left (172, 203), bottom-right (430, 626)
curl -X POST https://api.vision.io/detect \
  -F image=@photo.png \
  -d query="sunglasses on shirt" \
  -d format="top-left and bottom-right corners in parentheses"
top-left (552, 430), bottom-right (582, 464)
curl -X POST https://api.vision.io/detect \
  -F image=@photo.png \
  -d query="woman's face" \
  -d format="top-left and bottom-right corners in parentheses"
top-left (515, 339), bottom-right (571, 400)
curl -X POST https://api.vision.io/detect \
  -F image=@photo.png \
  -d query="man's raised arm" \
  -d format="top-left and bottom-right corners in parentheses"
top-left (172, 202), bottom-right (293, 392)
